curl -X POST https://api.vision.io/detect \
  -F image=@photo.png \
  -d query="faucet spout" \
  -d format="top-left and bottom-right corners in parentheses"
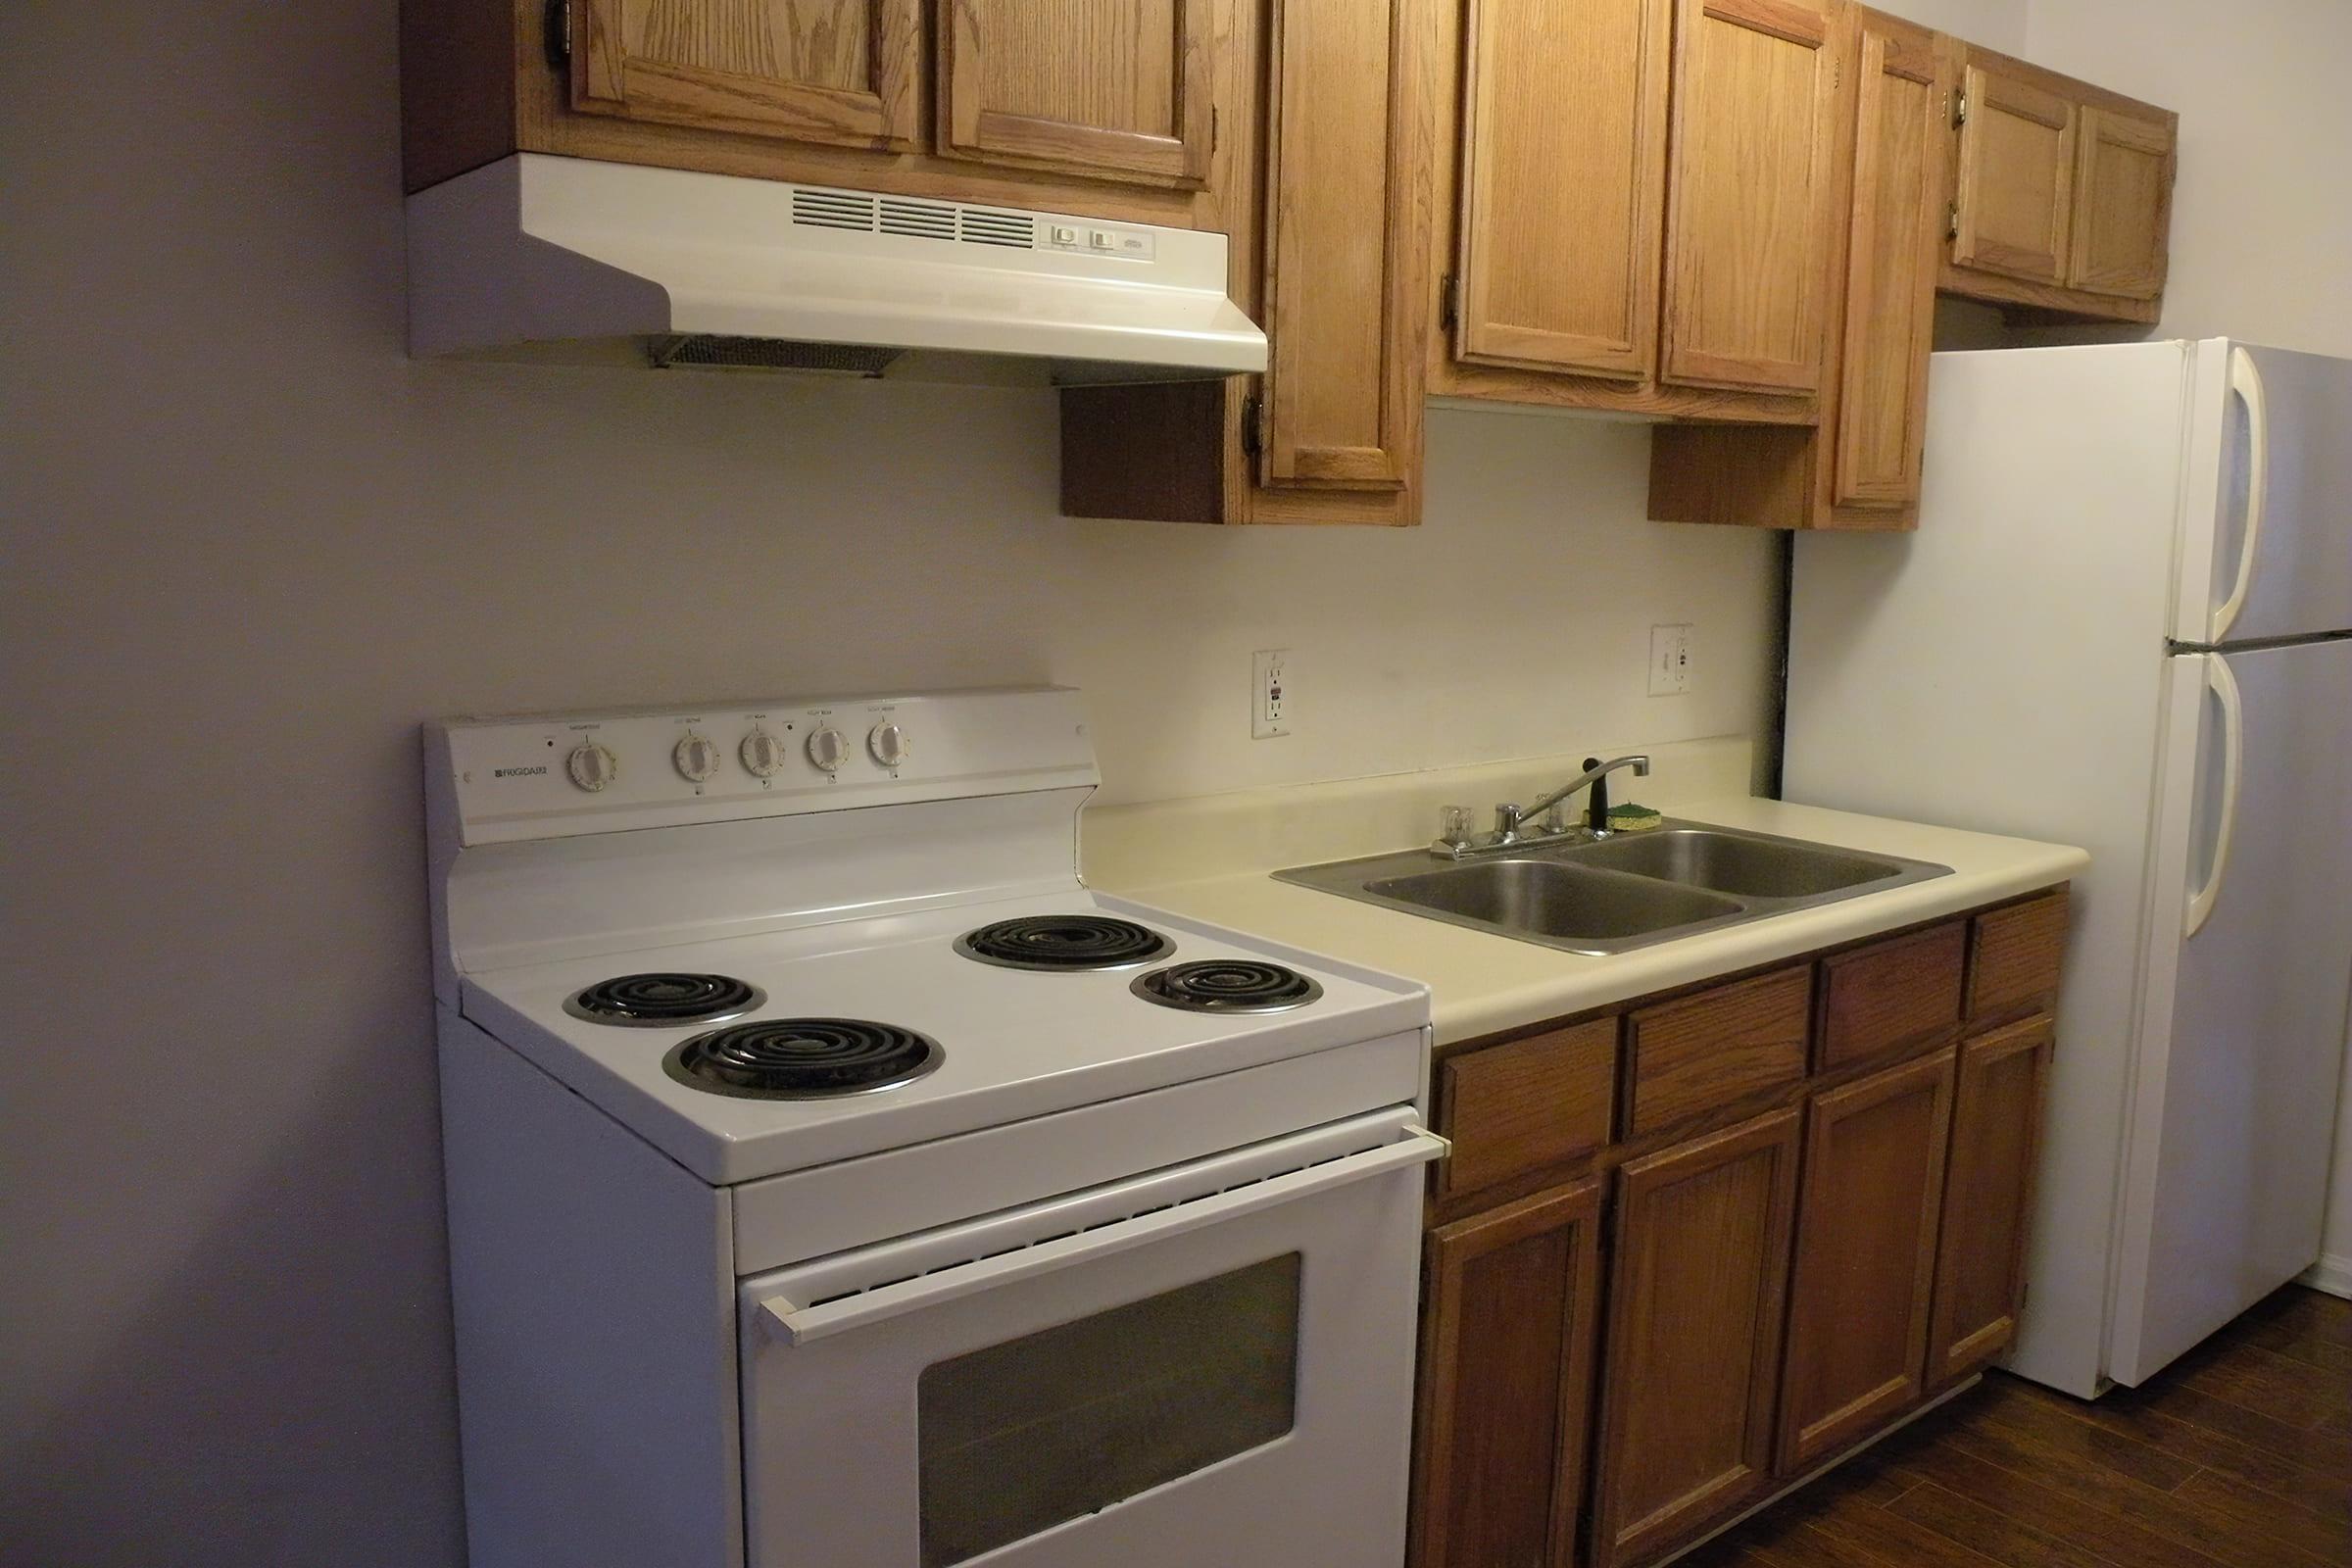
top-left (1513, 754), bottom-right (1651, 835)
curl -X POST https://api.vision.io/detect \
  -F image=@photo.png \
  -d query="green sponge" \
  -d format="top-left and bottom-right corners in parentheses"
top-left (1605, 803), bottom-right (1664, 832)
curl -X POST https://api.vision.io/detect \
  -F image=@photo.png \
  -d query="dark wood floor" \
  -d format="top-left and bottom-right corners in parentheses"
top-left (1684, 1286), bottom-right (2352, 1568)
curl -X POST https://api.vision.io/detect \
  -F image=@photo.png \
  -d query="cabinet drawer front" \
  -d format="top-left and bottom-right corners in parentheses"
top-left (1818, 920), bottom-right (1965, 1070)
top-left (1438, 1018), bottom-right (1618, 1200)
top-left (1967, 890), bottom-right (2069, 1024)
top-left (1778, 1046), bottom-right (1956, 1473)
top-left (1592, 1105), bottom-right (1802, 1568)
top-left (1627, 966), bottom-right (1811, 1136)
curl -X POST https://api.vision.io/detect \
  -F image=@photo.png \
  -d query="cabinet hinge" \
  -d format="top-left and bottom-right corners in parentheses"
top-left (1946, 199), bottom-right (1961, 241)
top-left (1241, 395), bottom-right (1266, 458)
top-left (545, 0), bottom-right (571, 68)
top-left (1440, 273), bottom-right (1461, 332)
top-left (1952, 89), bottom-right (1969, 127)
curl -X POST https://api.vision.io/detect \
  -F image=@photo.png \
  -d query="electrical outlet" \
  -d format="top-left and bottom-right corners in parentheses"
top-left (1648, 624), bottom-right (1692, 696)
top-left (1252, 649), bottom-right (1292, 739)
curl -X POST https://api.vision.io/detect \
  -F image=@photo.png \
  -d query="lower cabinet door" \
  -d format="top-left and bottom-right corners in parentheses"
top-left (1413, 1178), bottom-right (1605, 1568)
top-left (1590, 1107), bottom-right (1802, 1568)
top-left (1778, 1047), bottom-right (1958, 1473)
top-left (1927, 1017), bottom-right (2055, 1384)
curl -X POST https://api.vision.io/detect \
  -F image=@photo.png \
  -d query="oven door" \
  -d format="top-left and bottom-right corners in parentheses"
top-left (736, 1106), bottom-right (1443, 1568)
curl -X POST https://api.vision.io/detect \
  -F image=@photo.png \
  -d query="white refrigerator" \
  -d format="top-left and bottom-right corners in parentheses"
top-left (1785, 338), bottom-right (2352, 1397)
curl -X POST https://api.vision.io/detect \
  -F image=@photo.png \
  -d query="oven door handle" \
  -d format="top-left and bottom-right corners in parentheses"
top-left (757, 1123), bottom-right (1447, 1348)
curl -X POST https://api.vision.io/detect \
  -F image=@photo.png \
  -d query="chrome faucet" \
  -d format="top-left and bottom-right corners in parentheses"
top-left (1458, 754), bottom-right (1652, 857)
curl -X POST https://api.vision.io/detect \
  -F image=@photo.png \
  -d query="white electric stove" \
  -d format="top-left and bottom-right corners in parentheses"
top-left (427, 688), bottom-right (1438, 1568)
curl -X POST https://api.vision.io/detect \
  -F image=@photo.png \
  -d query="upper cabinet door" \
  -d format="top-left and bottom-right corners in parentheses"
top-left (569, 0), bottom-right (925, 150)
top-left (1258, 0), bottom-right (1417, 491)
top-left (938, 0), bottom-right (1213, 187)
top-left (1659, 0), bottom-right (1847, 397)
top-left (1951, 59), bottom-right (2077, 285)
top-left (1452, 0), bottom-right (1672, 380)
top-left (2067, 106), bottom-right (2175, 300)
top-left (1831, 9), bottom-right (1943, 512)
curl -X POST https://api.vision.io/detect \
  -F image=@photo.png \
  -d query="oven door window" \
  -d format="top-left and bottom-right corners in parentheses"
top-left (915, 1251), bottom-right (1302, 1567)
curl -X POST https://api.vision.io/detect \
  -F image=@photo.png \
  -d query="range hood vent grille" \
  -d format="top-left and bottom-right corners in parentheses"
top-left (649, 336), bottom-right (903, 376)
top-left (787, 187), bottom-right (1037, 252)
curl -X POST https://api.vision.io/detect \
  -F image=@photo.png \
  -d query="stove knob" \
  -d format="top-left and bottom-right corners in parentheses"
top-left (673, 732), bottom-right (721, 783)
top-left (806, 725), bottom-right (848, 773)
top-left (867, 722), bottom-right (909, 769)
top-left (739, 727), bottom-right (789, 778)
top-left (565, 741), bottom-right (619, 793)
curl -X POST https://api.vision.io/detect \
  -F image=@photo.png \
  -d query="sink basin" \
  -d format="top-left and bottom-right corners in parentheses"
top-left (1566, 829), bottom-right (1904, 899)
top-left (1273, 817), bottom-right (1953, 956)
top-left (1364, 859), bottom-right (1743, 943)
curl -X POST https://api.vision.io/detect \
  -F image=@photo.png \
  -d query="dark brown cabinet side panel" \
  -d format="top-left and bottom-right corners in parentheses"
top-left (1590, 1106), bottom-right (1801, 1568)
top-left (1778, 1045), bottom-right (1956, 1473)
top-left (1414, 1179), bottom-right (1606, 1568)
top-left (403, 0), bottom-right (523, 191)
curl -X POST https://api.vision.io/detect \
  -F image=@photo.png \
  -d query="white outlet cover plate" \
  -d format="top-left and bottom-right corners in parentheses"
top-left (1252, 649), bottom-right (1292, 738)
top-left (1649, 624), bottom-right (1691, 696)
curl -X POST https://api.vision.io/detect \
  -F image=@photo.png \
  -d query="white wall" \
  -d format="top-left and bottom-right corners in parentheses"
top-left (0, 7), bottom-right (1783, 1563)
top-left (2023, 0), bottom-right (2352, 1290)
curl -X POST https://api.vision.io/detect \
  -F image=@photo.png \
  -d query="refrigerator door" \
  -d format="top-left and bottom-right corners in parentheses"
top-left (2174, 341), bottom-right (2352, 645)
top-left (2108, 642), bottom-right (2352, 1385)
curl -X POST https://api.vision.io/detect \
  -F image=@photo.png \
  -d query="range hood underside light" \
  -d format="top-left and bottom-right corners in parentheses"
top-left (407, 156), bottom-right (1267, 386)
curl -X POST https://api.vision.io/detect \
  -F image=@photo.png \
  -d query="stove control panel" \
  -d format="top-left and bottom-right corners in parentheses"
top-left (431, 688), bottom-right (1099, 844)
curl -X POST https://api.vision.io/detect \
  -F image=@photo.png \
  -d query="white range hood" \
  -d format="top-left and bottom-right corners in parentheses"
top-left (406, 155), bottom-right (1266, 383)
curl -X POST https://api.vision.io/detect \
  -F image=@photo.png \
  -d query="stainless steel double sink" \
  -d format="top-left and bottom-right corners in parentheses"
top-left (1274, 820), bottom-right (1953, 956)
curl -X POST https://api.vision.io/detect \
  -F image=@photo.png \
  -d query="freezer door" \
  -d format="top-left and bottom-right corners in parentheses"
top-left (2109, 643), bottom-right (2352, 1385)
top-left (2176, 341), bottom-right (2352, 644)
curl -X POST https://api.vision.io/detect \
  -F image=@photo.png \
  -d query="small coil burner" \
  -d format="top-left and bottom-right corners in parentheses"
top-left (955, 914), bottom-right (1174, 972)
top-left (663, 1019), bottom-right (945, 1100)
top-left (1131, 959), bottom-right (1324, 1015)
top-left (564, 972), bottom-right (766, 1027)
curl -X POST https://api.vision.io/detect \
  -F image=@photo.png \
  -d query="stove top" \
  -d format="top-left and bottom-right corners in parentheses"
top-left (564, 972), bottom-right (766, 1027)
top-left (954, 913), bottom-right (1173, 971)
top-left (664, 1018), bottom-right (945, 1100)
top-left (1131, 959), bottom-right (1324, 1014)
top-left (457, 890), bottom-right (1427, 1185)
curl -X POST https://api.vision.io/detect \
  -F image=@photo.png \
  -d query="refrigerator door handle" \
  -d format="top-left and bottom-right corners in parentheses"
top-left (2209, 348), bottom-right (2271, 643)
top-left (2185, 655), bottom-right (2244, 938)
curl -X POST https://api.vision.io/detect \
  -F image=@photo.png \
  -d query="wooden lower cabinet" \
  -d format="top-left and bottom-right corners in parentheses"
top-left (1410, 893), bottom-right (2065, 1568)
top-left (1926, 1016), bottom-right (2054, 1384)
top-left (1777, 1046), bottom-right (1956, 1472)
top-left (1589, 1107), bottom-right (1801, 1568)
top-left (1413, 1179), bottom-right (1606, 1568)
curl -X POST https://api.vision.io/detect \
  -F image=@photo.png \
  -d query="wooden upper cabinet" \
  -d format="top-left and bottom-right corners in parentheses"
top-left (1950, 57), bottom-right (2077, 286)
top-left (1659, 0), bottom-right (1847, 397)
top-left (1414, 1179), bottom-right (1606, 1568)
top-left (1450, 0), bottom-right (1671, 380)
top-left (1590, 1106), bottom-right (1801, 1568)
top-left (1258, 0), bottom-right (1417, 491)
top-left (2068, 106), bottom-right (2175, 299)
top-left (1778, 1047), bottom-right (1956, 1474)
top-left (937, 0), bottom-right (1213, 186)
top-left (1831, 8), bottom-right (1944, 513)
top-left (568, 0), bottom-right (925, 151)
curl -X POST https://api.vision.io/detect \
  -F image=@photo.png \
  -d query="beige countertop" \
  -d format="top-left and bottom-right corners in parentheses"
top-left (1086, 743), bottom-right (2086, 1047)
